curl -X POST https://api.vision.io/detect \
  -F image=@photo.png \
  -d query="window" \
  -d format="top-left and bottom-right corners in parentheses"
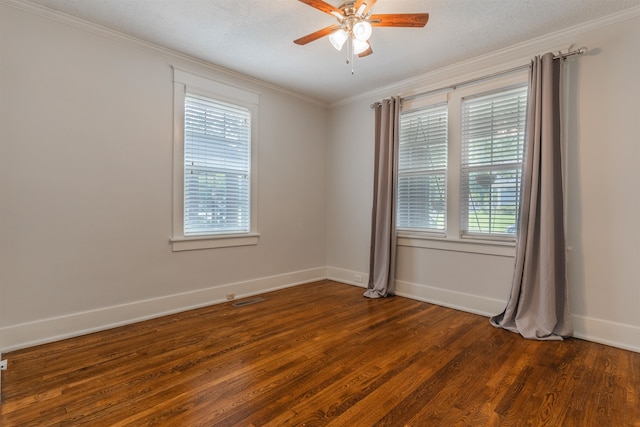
top-left (397, 73), bottom-right (527, 249)
top-left (172, 68), bottom-right (259, 251)
top-left (461, 85), bottom-right (527, 237)
top-left (397, 104), bottom-right (447, 232)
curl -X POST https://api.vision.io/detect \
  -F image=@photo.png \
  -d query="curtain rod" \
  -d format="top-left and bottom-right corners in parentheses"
top-left (371, 47), bottom-right (587, 108)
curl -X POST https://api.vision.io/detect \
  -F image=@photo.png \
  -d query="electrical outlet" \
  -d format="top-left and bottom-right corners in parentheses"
top-left (354, 274), bottom-right (362, 283)
top-left (0, 359), bottom-right (7, 370)
top-left (226, 293), bottom-right (236, 301)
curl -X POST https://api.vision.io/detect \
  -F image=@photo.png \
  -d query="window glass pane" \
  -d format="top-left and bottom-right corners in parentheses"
top-left (397, 103), bottom-right (448, 232)
top-left (397, 174), bottom-right (446, 230)
top-left (465, 169), bottom-right (521, 234)
top-left (184, 95), bottom-right (251, 235)
top-left (461, 85), bottom-right (527, 237)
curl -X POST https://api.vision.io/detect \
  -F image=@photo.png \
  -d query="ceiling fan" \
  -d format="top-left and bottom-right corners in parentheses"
top-left (294, 0), bottom-right (429, 59)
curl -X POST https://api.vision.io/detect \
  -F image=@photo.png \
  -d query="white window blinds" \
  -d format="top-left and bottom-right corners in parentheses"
top-left (184, 95), bottom-right (251, 235)
top-left (460, 85), bottom-right (527, 236)
top-left (397, 104), bottom-right (448, 231)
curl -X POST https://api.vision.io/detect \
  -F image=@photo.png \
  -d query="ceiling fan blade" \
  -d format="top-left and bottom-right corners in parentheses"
top-left (298, 0), bottom-right (342, 16)
top-left (294, 24), bottom-right (341, 45)
top-left (369, 13), bottom-right (429, 27)
top-left (358, 44), bottom-right (373, 58)
top-left (355, 0), bottom-right (377, 15)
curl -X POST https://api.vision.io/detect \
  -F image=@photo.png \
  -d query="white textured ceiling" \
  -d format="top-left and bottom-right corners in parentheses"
top-left (21, 0), bottom-right (640, 104)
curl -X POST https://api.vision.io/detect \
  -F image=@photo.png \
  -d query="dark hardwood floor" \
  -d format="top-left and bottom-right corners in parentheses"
top-left (1, 280), bottom-right (638, 426)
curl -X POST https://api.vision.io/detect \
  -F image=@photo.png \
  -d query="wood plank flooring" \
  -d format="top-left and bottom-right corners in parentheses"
top-left (1, 280), bottom-right (638, 426)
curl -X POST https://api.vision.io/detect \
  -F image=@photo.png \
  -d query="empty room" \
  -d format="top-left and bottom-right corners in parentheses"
top-left (0, 0), bottom-right (639, 425)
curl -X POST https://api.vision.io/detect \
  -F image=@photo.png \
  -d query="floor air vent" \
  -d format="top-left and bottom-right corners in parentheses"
top-left (232, 297), bottom-right (266, 308)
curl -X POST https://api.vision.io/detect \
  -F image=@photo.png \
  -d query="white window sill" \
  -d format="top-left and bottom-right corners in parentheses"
top-left (397, 232), bottom-right (516, 257)
top-left (171, 233), bottom-right (260, 252)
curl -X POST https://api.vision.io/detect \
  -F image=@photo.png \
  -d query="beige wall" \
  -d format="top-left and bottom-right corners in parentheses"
top-left (564, 16), bottom-right (640, 331)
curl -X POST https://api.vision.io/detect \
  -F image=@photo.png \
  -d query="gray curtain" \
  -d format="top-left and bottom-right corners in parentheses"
top-left (364, 97), bottom-right (400, 299)
top-left (490, 53), bottom-right (573, 340)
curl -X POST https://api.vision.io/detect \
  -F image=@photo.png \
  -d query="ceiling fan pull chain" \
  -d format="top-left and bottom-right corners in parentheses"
top-left (349, 37), bottom-right (355, 75)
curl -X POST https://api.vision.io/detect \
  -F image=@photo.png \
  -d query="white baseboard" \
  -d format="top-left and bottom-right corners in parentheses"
top-left (0, 267), bottom-right (326, 353)
top-left (326, 266), bottom-right (368, 288)
top-left (3, 266), bottom-right (638, 355)
top-left (572, 315), bottom-right (640, 353)
top-left (394, 279), bottom-right (508, 318)
top-left (398, 280), bottom-right (640, 353)
top-left (328, 267), bottom-right (506, 316)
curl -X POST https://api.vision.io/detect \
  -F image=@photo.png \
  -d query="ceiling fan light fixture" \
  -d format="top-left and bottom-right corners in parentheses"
top-left (329, 28), bottom-right (348, 50)
top-left (352, 20), bottom-right (372, 41)
top-left (352, 39), bottom-right (370, 55)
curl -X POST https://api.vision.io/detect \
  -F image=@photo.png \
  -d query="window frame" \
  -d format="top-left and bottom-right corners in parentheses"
top-left (397, 72), bottom-right (528, 255)
top-left (459, 83), bottom-right (528, 239)
top-left (171, 68), bottom-right (259, 251)
top-left (397, 101), bottom-right (448, 234)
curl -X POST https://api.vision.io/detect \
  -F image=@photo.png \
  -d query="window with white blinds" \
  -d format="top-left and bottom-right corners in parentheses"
top-left (184, 95), bottom-right (251, 235)
top-left (397, 104), bottom-right (447, 231)
top-left (460, 85), bottom-right (527, 236)
top-left (172, 68), bottom-right (258, 251)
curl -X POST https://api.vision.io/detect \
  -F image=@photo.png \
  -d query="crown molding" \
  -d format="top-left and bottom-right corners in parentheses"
top-left (2, 0), bottom-right (638, 110)
top-left (0, 0), bottom-right (328, 108)
top-left (329, 5), bottom-right (640, 109)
